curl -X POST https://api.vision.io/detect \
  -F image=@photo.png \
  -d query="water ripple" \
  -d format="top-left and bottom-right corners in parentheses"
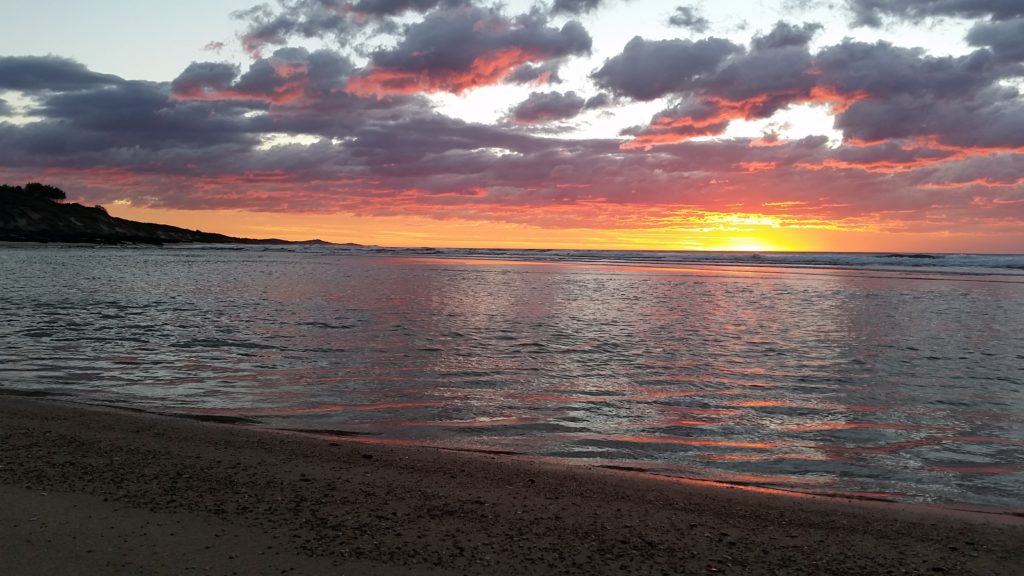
top-left (1, 245), bottom-right (1022, 509)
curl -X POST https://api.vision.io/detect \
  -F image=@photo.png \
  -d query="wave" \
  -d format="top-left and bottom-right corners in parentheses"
top-left (175, 244), bottom-right (1024, 274)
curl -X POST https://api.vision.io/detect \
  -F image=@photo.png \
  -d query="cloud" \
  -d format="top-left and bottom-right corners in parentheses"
top-left (351, 0), bottom-right (456, 16)
top-left (967, 17), bottom-right (1024, 63)
top-left (811, 40), bottom-right (1024, 150)
top-left (550, 0), bottom-right (603, 15)
top-left (171, 48), bottom-right (423, 115)
top-left (233, 0), bottom-right (355, 56)
top-left (231, 0), bottom-right (471, 58)
top-left (509, 91), bottom-right (586, 123)
top-left (751, 21), bottom-right (822, 50)
top-left (507, 61), bottom-right (563, 85)
top-left (601, 23), bottom-right (820, 147)
top-left (171, 62), bottom-right (240, 99)
top-left (346, 6), bottom-right (591, 95)
top-left (622, 99), bottom-right (737, 147)
top-left (592, 36), bottom-right (742, 101)
top-left (0, 81), bottom-right (258, 170)
top-left (0, 56), bottom-right (122, 91)
top-left (701, 27), bottom-right (818, 113)
top-left (2, 17), bottom-right (1022, 242)
top-left (667, 6), bottom-right (710, 32)
top-left (798, 141), bottom-right (959, 172)
top-left (584, 92), bottom-right (611, 109)
top-left (848, 0), bottom-right (1024, 26)
top-left (814, 40), bottom-right (1000, 101)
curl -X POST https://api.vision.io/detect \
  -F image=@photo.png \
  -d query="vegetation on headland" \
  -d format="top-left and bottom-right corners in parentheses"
top-left (0, 183), bottom-right (331, 245)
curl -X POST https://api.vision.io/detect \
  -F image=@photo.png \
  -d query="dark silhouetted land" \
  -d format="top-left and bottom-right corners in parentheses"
top-left (0, 183), bottom-right (333, 245)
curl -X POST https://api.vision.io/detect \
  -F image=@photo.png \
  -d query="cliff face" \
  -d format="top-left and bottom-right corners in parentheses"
top-left (0, 191), bottom-right (306, 245)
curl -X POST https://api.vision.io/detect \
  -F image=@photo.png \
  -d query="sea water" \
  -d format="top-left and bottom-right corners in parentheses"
top-left (2, 244), bottom-right (1022, 510)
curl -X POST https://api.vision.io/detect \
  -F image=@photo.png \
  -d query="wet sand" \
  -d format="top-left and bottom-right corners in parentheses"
top-left (1, 396), bottom-right (1021, 576)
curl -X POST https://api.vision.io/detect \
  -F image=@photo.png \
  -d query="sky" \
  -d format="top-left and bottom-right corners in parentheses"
top-left (1, 0), bottom-right (1022, 252)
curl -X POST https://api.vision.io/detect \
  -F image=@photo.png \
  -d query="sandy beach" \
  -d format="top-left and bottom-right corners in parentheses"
top-left (0, 395), bottom-right (1021, 576)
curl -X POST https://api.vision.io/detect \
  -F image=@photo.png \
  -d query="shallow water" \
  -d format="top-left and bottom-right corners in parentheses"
top-left (2, 245), bottom-right (1023, 509)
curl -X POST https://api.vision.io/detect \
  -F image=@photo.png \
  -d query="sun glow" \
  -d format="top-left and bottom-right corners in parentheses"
top-left (104, 204), bottom-right (815, 252)
top-left (715, 238), bottom-right (779, 252)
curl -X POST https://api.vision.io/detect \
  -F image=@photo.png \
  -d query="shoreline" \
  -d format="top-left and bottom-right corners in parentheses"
top-left (5, 388), bottom-right (1022, 518)
top-left (1, 396), bottom-right (1021, 575)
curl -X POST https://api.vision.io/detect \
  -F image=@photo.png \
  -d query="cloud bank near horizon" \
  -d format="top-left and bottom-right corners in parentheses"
top-left (0, 0), bottom-right (1022, 243)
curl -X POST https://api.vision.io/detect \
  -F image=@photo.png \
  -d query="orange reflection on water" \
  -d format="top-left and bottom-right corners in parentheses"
top-left (658, 407), bottom-right (743, 416)
top-left (653, 419), bottom-right (717, 427)
top-left (732, 399), bottom-right (789, 407)
top-left (609, 434), bottom-right (778, 449)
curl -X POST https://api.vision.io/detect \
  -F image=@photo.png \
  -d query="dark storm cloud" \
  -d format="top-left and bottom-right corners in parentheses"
top-left (348, 6), bottom-right (592, 94)
top-left (667, 6), bottom-right (710, 32)
top-left (509, 91), bottom-right (586, 123)
top-left (591, 36), bottom-right (742, 100)
top-left (967, 17), bottom-right (1024, 63)
top-left (0, 97), bottom-right (10, 116)
top-left (848, 0), bottom-right (1024, 26)
top-left (550, 0), bottom-right (603, 15)
top-left (0, 56), bottom-right (122, 91)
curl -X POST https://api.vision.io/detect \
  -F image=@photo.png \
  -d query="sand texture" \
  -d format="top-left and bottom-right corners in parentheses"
top-left (1, 396), bottom-right (1021, 575)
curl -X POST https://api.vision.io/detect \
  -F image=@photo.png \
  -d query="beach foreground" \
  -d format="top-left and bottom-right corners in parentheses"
top-left (1, 397), bottom-right (1021, 576)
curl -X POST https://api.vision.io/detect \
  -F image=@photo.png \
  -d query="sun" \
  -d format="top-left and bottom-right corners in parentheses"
top-left (716, 237), bottom-right (781, 252)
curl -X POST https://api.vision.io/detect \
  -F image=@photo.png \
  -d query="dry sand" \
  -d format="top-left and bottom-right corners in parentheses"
top-left (0, 395), bottom-right (1021, 575)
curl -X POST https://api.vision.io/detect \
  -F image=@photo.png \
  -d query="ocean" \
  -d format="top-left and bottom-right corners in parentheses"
top-left (2, 244), bottom-right (1022, 510)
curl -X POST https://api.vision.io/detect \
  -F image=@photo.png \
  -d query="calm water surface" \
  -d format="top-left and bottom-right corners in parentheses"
top-left (2, 246), bottom-right (1023, 510)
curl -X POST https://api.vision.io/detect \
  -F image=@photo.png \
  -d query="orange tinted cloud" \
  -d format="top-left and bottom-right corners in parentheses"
top-left (347, 48), bottom-right (538, 96)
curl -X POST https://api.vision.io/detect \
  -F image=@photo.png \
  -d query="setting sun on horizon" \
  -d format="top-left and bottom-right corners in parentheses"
top-left (103, 203), bottom-right (1014, 254)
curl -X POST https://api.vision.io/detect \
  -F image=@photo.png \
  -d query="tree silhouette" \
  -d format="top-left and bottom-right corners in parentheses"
top-left (24, 182), bottom-right (66, 202)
